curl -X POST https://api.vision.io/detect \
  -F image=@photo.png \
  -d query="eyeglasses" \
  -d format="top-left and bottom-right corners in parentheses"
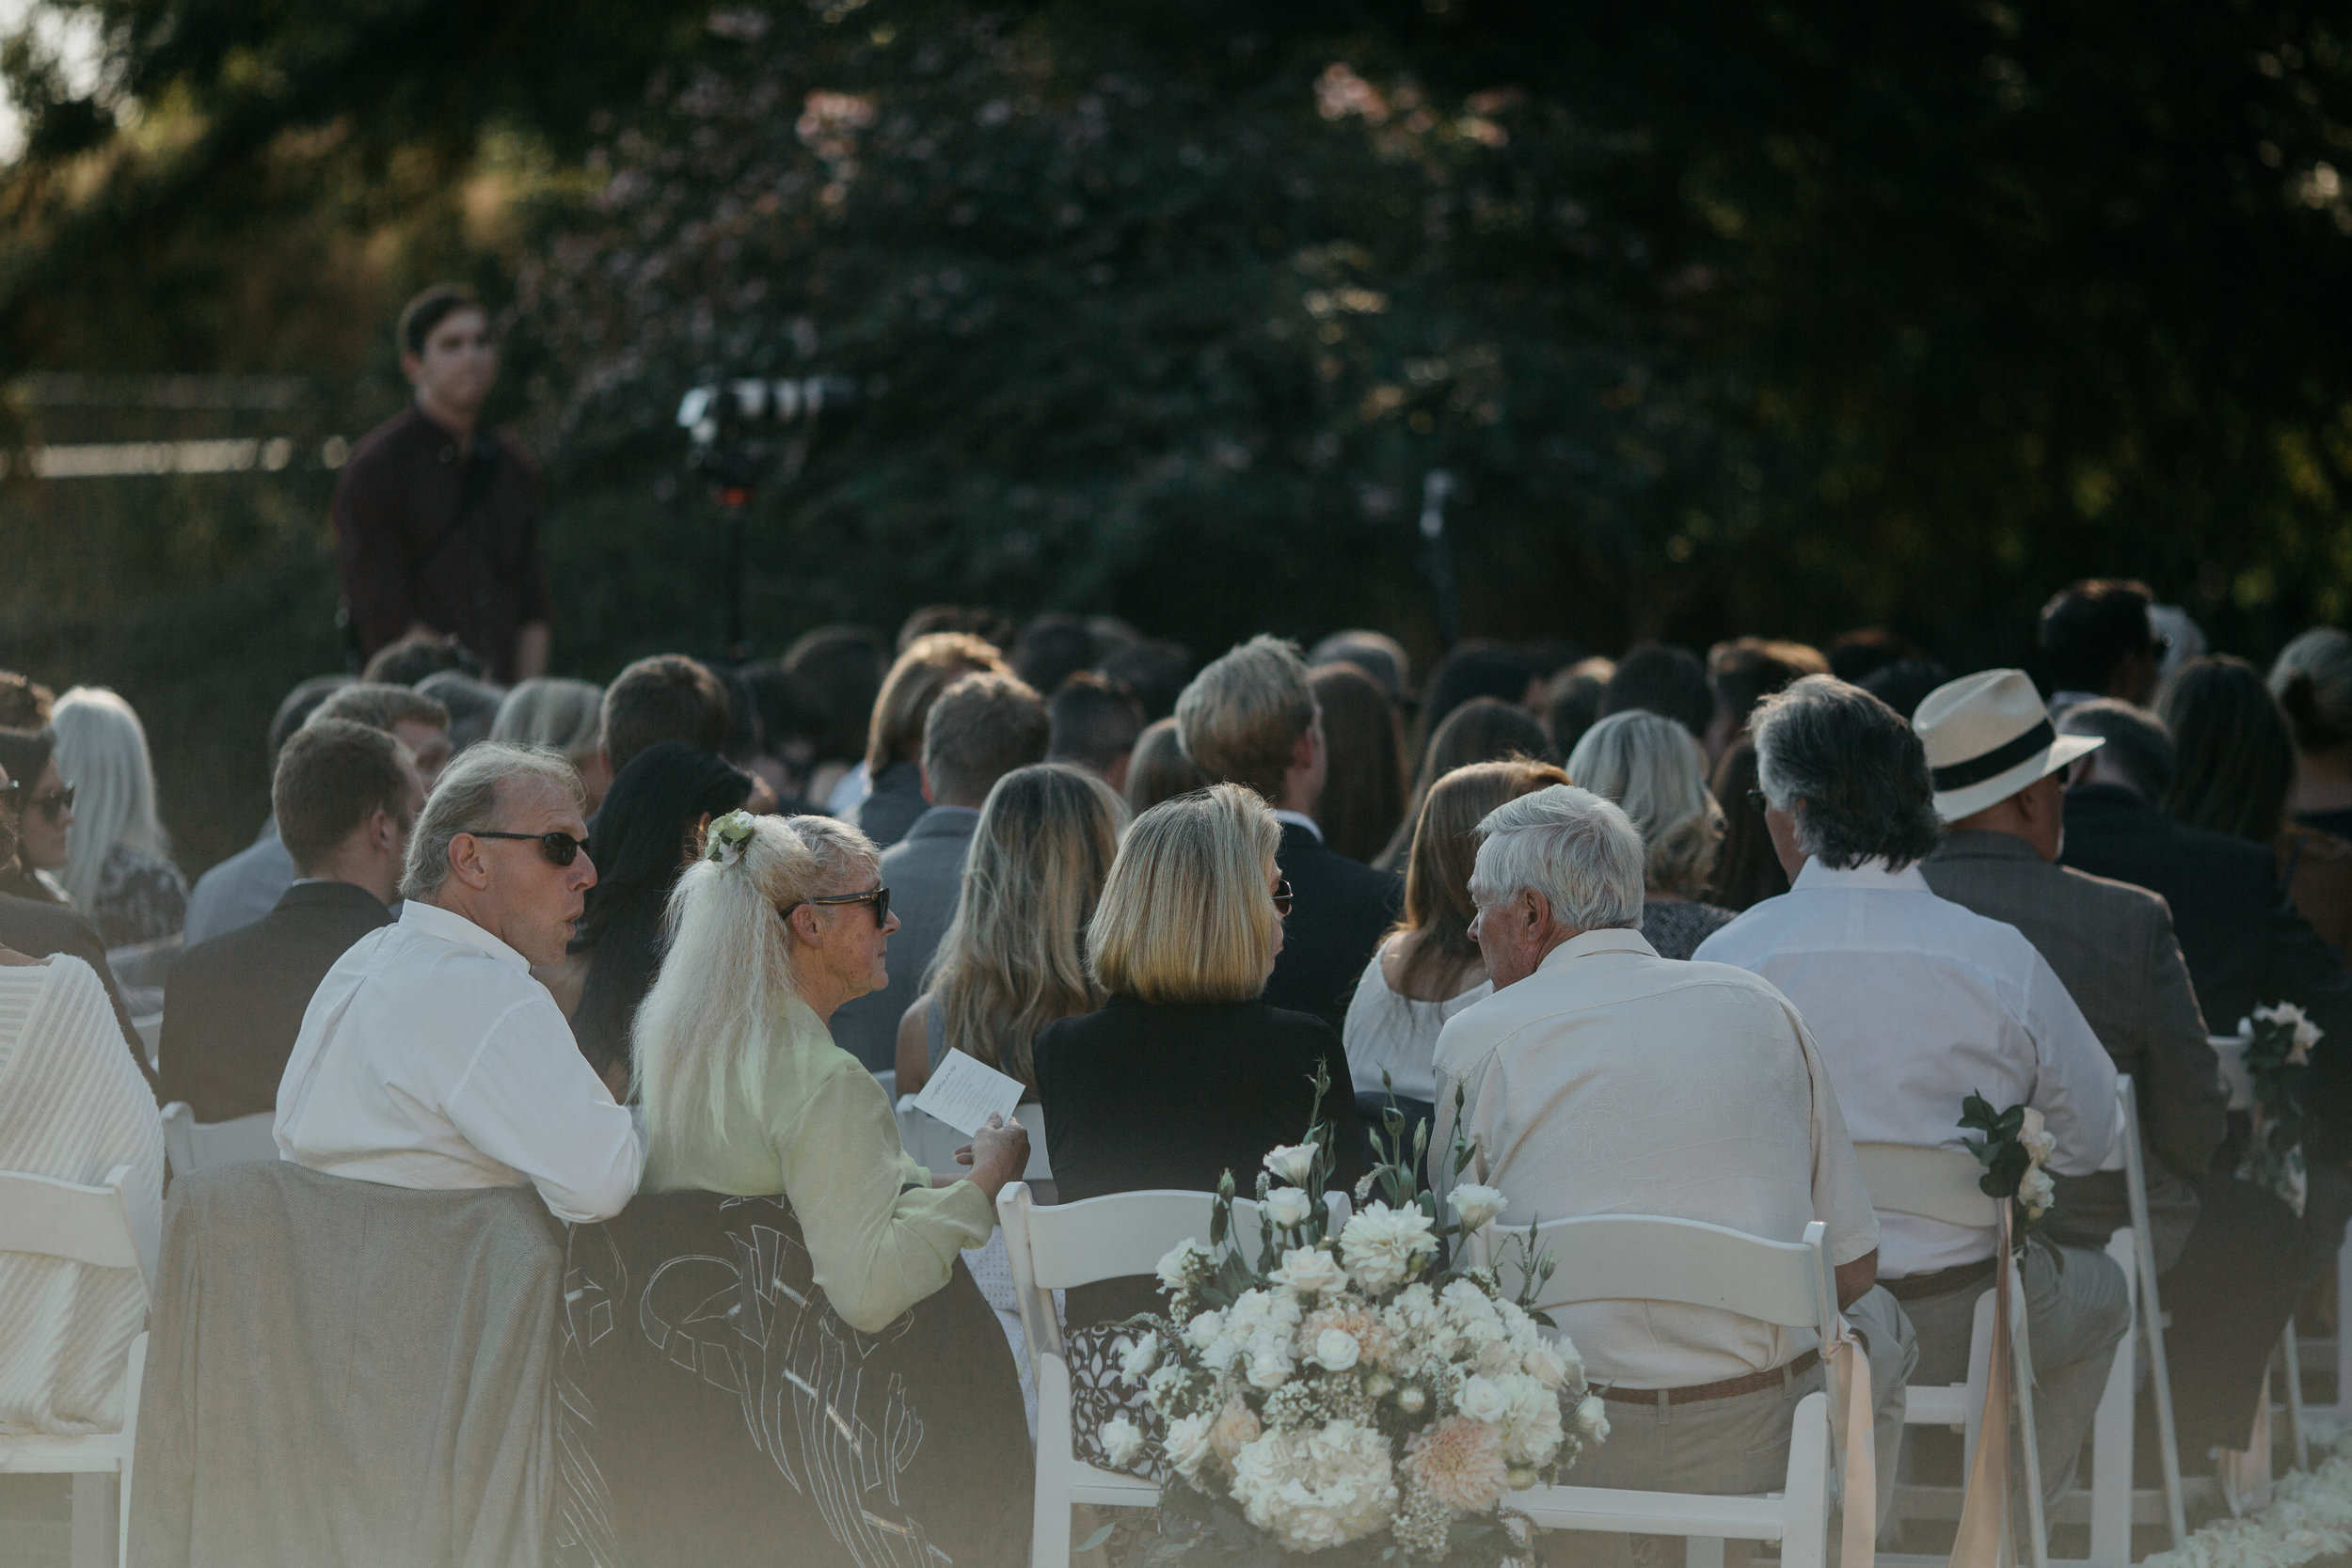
top-left (1272, 878), bottom-right (1295, 918)
top-left (464, 830), bottom-right (590, 866)
top-left (1746, 788), bottom-right (1770, 817)
top-left (783, 886), bottom-right (892, 928)
top-left (30, 784), bottom-right (74, 824)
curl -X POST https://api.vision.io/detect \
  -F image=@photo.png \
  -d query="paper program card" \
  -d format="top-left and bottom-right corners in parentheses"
top-left (911, 1048), bottom-right (1025, 1138)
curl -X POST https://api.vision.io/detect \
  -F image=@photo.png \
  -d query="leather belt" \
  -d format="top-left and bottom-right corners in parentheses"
top-left (1883, 1257), bottom-right (1999, 1302)
top-left (1597, 1348), bottom-right (1820, 1406)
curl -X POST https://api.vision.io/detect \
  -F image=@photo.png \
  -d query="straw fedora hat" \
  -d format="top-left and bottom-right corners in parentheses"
top-left (1912, 669), bottom-right (2104, 823)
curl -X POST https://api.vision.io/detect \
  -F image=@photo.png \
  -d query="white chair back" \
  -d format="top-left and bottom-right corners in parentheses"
top-left (0, 1164), bottom-right (155, 1299)
top-left (1851, 1143), bottom-right (2001, 1229)
top-left (1484, 1215), bottom-right (1836, 1352)
top-left (157, 1101), bottom-right (278, 1180)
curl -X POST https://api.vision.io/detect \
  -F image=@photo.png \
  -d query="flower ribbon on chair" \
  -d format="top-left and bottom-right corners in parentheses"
top-left (1947, 1202), bottom-right (2047, 1568)
top-left (1824, 1312), bottom-right (1877, 1568)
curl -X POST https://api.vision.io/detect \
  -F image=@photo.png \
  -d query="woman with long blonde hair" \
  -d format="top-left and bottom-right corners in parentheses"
top-left (631, 810), bottom-right (1028, 1333)
top-left (895, 764), bottom-right (1128, 1097)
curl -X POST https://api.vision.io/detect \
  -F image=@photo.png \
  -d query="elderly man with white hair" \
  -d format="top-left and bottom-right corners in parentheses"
top-left (1431, 783), bottom-right (1909, 1538)
top-left (276, 742), bottom-right (641, 1223)
top-left (1696, 675), bottom-right (2126, 1521)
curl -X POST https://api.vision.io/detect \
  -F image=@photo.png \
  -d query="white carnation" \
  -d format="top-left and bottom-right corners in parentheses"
top-left (1263, 1143), bottom-right (1319, 1186)
top-left (1313, 1327), bottom-right (1362, 1372)
top-left (1498, 1373), bottom-right (1565, 1466)
top-left (1271, 1245), bottom-right (1349, 1299)
top-left (1229, 1420), bottom-right (1398, 1552)
top-left (1451, 1182), bottom-right (1506, 1234)
top-left (1103, 1414), bottom-right (1146, 1470)
top-left (1576, 1392), bottom-right (1611, 1440)
top-left (1340, 1202), bottom-right (1439, 1292)
top-left (1264, 1186), bottom-right (1314, 1231)
top-left (1166, 1412), bottom-right (1216, 1481)
top-left (1120, 1334), bottom-right (1160, 1386)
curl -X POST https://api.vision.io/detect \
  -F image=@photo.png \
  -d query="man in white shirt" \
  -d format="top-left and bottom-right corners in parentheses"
top-left (277, 742), bottom-right (642, 1223)
top-left (1432, 784), bottom-right (1910, 1524)
top-left (1696, 675), bottom-right (2127, 1517)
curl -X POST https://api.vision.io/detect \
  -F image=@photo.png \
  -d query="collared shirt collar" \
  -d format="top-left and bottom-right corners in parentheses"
top-left (1534, 925), bottom-right (1659, 974)
top-left (400, 898), bottom-right (532, 972)
top-left (1790, 856), bottom-right (1933, 894)
top-left (1272, 810), bottom-right (1324, 843)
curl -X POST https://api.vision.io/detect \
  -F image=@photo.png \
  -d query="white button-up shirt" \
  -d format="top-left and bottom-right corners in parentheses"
top-left (275, 900), bottom-right (643, 1223)
top-left (1432, 927), bottom-right (1880, 1388)
top-left (1694, 858), bottom-right (2118, 1276)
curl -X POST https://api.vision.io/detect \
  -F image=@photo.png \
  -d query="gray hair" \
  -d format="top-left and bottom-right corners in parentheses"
top-left (1565, 708), bottom-right (1724, 897)
top-left (490, 677), bottom-right (605, 762)
top-left (1467, 784), bottom-right (1645, 931)
top-left (1751, 674), bottom-right (1940, 871)
top-left (400, 742), bottom-right (584, 901)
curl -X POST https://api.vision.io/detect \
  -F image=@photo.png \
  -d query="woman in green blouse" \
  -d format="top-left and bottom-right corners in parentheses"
top-left (630, 809), bottom-right (1030, 1333)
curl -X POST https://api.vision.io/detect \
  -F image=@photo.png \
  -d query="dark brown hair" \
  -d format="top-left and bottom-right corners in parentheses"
top-left (2160, 657), bottom-right (2295, 843)
top-left (1311, 662), bottom-right (1407, 864)
top-left (602, 655), bottom-right (730, 775)
top-left (922, 673), bottom-right (1050, 806)
top-left (1123, 718), bottom-right (1210, 816)
top-left (274, 719), bottom-right (416, 874)
top-left (397, 283), bottom-right (485, 357)
top-left (1707, 736), bottom-right (1788, 911)
top-left (1377, 698), bottom-right (1556, 869)
top-left (1391, 758), bottom-right (1570, 997)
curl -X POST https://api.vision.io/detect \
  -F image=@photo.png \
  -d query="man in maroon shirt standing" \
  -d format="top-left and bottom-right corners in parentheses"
top-left (335, 284), bottom-right (550, 683)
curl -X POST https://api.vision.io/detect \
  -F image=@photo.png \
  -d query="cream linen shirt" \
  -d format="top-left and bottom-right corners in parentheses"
top-left (275, 900), bottom-right (643, 1224)
top-left (1432, 927), bottom-right (1880, 1389)
top-left (1693, 858), bottom-right (2119, 1277)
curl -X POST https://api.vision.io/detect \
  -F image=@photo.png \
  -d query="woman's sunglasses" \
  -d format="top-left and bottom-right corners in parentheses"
top-left (1272, 878), bottom-right (1295, 918)
top-left (465, 830), bottom-right (590, 866)
top-left (27, 784), bottom-right (73, 823)
top-left (781, 886), bottom-right (892, 928)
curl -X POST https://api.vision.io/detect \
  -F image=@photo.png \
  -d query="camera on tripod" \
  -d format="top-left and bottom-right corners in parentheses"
top-left (675, 374), bottom-right (862, 496)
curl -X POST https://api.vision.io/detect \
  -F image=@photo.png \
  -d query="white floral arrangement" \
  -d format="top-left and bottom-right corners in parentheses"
top-left (1100, 1070), bottom-right (1600, 1565)
top-left (1960, 1092), bottom-right (2059, 1225)
top-left (2235, 1002), bottom-right (2321, 1217)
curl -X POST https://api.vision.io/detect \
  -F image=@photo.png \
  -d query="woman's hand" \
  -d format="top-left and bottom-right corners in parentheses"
top-left (953, 1113), bottom-right (1031, 1202)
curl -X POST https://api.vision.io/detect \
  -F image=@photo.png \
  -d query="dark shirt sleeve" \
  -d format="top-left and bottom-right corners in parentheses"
top-left (2137, 899), bottom-right (2230, 1180)
top-left (334, 455), bottom-right (415, 657)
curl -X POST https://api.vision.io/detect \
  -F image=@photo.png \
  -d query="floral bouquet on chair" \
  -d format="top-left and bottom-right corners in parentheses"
top-left (1100, 1069), bottom-right (1603, 1566)
top-left (2234, 1001), bottom-right (2319, 1217)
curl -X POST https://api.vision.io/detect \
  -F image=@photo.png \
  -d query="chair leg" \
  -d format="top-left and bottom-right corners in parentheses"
top-left (2008, 1270), bottom-right (2049, 1568)
top-left (1779, 1395), bottom-right (1831, 1568)
top-left (70, 1473), bottom-right (115, 1568)
top-left (119, 1329), bottom-right (146, 1568)
top-left (2085, 1231), bottom-right (2137, 1568)
top-left (2282, 1323), bottom-right (2310, 1472)
top-left (1033, 1355), bottom-right (1075, 1568)
top-left (2135, 1238), bottom-right (2187, 1546)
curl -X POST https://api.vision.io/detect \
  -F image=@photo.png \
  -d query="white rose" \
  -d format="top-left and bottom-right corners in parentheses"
top-left (1102, 1414), bottom-right (1146, 1470)
top-left (1156, 1239), bottom-right (1213, 1292)
top-left (1451, 1183), bottom-right (1506, 1234)
top-left (2020, 1165), bottom-right (2057, 1220)
top-left (1263, 1186), bottom-right (1314, 1231)
top-left (1185, 1308), bottom-right (1226, 1350)
top-left (1248, 1345), bottom-right (1293, 1389)
top-left (1576, 1393), bottom-right (1611, 1439)
top-left (1263, 1143), bottom-right (1318, 1186)
top-left (1522, 1341), bottom-right (1570, 1389)
top-left (1456, 1373), bottom-right (1512, 1424)
top-left (1166, 1412), bottom-right (1216, 1481)
top-left (1270, 1245), bottom-right (1349, 1299)
top-left (1314, 1327), bottom-right (1362, 1371)
top-left (1120, 1334), bottom-right (1160, 1386)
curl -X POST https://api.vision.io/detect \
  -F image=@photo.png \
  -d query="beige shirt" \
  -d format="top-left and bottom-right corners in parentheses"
top-left (1433, 927), bottom-right (1878, 1389)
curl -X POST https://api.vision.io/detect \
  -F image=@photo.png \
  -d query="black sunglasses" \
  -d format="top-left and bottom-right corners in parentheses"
top-left (465, 829), bottom-right (590, 866)
top-left (1272, 878), bottom-right (1295, 918)
top-left (783, 886), bottom-right (892, 928)
top-left (30, 783), bottom-right (73, 823)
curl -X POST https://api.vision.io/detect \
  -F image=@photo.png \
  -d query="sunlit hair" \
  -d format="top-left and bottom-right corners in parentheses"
top-left (866, 632), bottom-right (1008, 773)
top-left (1390, 758), bottom-right (1569, 997)
top-left (926, 765), bottom-right (1128, 1091)
top-left (632, 814), bottom-right (880, 1165)
top-left (1566, 709), bottom-right (1725, 897)
top-left (1468, 784), bottom-right (1645, 932)
top-left (1174, 635), bottom-right (1316, 802)
top-left (491, 677), bottom-right (604, 766)
top-left (50, 687), bottom-right (171, 912)
top-left (1089, 783), bottom-right (1280, 1005)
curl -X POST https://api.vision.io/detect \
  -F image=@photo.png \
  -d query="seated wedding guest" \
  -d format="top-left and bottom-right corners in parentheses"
top-left (1915, 673), bottom-right (2296, 1464)
top-left (2273, 627), bottom-right (2352, 840)
top-left (51, 687), bottom-right (186, 948)
top-left (2041, 578), bottom-right (2163, 716)
top-left (1703, 637), bottom-right (1826, 767)
top-left (1010, 610), bottom-right (1102, 698)
top-left (416, 669), bottom-right (506, 753)
top-left (1377, 696), bottom-right (1556, 869)
top-left (1544, 662), bottom-right (1609, 759)
top-left (2165, 654), bottom-right (2352, 963)
top-left (183, 673), bottom-right (350, 945)
top-left (0, 941), bottom-right (163, 1435)
top-left (276, 743), bottom-right (640, 1223)
top-left (1410, 643), bottom-right (1540, 766)
top-left (562, 741), bottom-right (752, 1092)
top-left (1599, 641), bottom-right (1714, 739)
top-left (897, 763), bottom-right (1126, 1098)
top-left (1695, 675), bottom-right (2127, 1514)
top-left (1344, 758), bottom-right (1567, 1104)
top-left (160, 721), bottom-right (419, 1122)
top-left (1706, 737), bottom-right (1788, 911)
top-left (1177, 637), bottom-right (1402, 1029)
top-left (635, 810), bottom-right (1029, 1329)
top-left (1123, 716), bottom-right (1208, 815)
top-left (1100, 634), bottom-right (1195, 723)
top-left (0, 759), bottom-right (147, 1077)
top-left (0, 726), bottom-right (71, 904)
top-left (362, 627), bottom-right (485, 688)
top-left (1309, 628), bottom-right (1412, 708)
top-left (599, 652), bottom-right (728, 778)
top-left (781, 623), bottom-right (888, 813)
top-left (310, 681), bottom-right (456, 789)
top-left (490, 675), bottom-right (609, 812)
top-left (1309, 661), bottom-right (1408, 864)
top-left (1046, 670), bottom-right (1145, 794)
top-left (1567, 709), bottom-right (1739, 958)
top-left (1431, 784), bottom-right (1906, 1527)
top-left (1859, 657), bottom-right (1951, 724)
top-left (851, 632), bottom-right (1009, 847)
top-left (834, 673), bottom-right (1049, 1072)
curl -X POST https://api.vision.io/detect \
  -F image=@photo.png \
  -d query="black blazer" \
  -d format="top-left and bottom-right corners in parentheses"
top-left (1263, 821), bottom-right (1403, 1032)
top-left (0, 891), bottom-right (148, 1087)
top-left (159, 879), bottom-right (394, 1121)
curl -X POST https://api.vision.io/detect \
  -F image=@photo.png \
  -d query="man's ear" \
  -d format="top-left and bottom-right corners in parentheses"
top-left (400, 350), bottom-right (423, 386)
top-left (918, 765), bottom-right (935, 804)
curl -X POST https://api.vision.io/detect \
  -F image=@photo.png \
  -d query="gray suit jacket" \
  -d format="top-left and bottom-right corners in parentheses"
top-left (829, 806), bottom-right (978, 1071)
top-left (1922, 829), bottom-right (2228, 1272)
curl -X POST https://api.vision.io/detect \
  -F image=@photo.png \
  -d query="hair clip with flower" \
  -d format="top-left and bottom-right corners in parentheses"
top-left (705, 809), bottom-right (757, 868)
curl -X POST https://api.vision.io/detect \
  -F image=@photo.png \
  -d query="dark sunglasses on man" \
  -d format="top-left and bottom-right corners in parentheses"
top-left (29, 783), bottom-right (74, 823)
top-left (465, 829), bottom-right (591, 866)
top-left (781, 886), bottom-right (892, 929)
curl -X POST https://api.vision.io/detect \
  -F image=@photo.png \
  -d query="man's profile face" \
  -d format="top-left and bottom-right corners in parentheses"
top-left (393, 720), bottom-right (454, 792)
top-left (470, 783), bottom-right (596, 968)
top-left (403, 308), bottom-right (498, 421)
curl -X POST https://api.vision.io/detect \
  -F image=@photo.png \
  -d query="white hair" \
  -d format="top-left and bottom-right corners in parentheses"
top-left (1467, 784), bottom-right (1644, 931)
top-left (51, 687), bottom-right (170, 912)
top-left (399, 742), bottom-right (583, 901)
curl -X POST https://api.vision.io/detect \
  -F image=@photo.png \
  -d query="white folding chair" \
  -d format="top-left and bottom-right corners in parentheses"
top-left (2201, 1035), bottom-right (2312, 1475)
top-left (1853, 1140), bottom-right (2052, 1568)
top-left (157, 1101), bottom-right (278, 1180)
top-left (997, 1183), bottom-right (1343, 1568)
top-left (1472, 1215), bottom-right (1845, 1568)
top-left (0, 1164), bottom-right (155, 1568)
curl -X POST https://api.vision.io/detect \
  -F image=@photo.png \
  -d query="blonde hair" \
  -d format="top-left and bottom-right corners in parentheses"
top-left (866, 632), bottom-right (1008, 773)
top-left (51, 687), bottom-right (170, 912)
top-left (632, 814), bottom-right (879, 1164)
top-left (1174, 636), bottom-right (1315, 801)
top-left (1565, 709), bottom-right (1725, 896)
top-left (1089, 783), bottom-right (1280, 1004)
top-left (491, 677), bottom-right (604, 764)
top-left (927, 765), bottom-right (1128, 1089)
